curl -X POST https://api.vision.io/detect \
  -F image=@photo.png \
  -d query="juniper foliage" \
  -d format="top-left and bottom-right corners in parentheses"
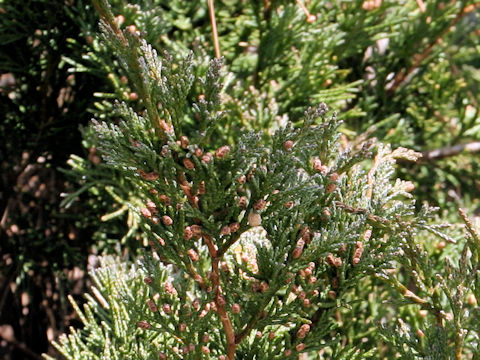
top-left (63, 0), bottom-right (480, 243)
top-left (47, 1), bottom-right (480, 358)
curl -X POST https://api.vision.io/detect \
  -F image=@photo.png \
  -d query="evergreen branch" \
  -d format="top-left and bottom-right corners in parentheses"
top-left (374, 271), bottom-right (432, 309)
top-left (459, 208), bottom-right (480, 244)
top-left (92, 0), bottom-right (164, 138)
top-left (208, 0), bottom-right (221, 58)
top-left (387, 2), bottom-right (480, 95)
top-left (91, 0), bottom-right (127, 46)
top-left (287, 297), bottom-right (334, 346)
top-left (56, 1), bottom-right (480, 356)
top-left (301, 305), bottom-right (331, 342)
top-left (459, 208), bottom-right (480, 263)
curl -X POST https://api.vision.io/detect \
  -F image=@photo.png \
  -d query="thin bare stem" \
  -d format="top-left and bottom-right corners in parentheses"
top-left (422, 141), bottom-right (480, 161)
top-left (217, 232), bottom-right (242, 257)
top-left (296, 0), bottom-right (310, 17)
top-left (415, 0), bottom-right (426, 13)
top-left (366, 151), bottom-right (382, 200)
top-left (234, 293), bottom-right (273, 344)
top-left (203, 234), bottom-right (236, 359)
top-left (335, 201), bottom-right (391, 225)
top-left (185, 263), bottom-right (206, 289)
top-left (208, 0), bottom-right (221, 58)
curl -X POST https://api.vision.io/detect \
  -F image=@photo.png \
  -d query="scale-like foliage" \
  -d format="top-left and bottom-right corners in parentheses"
top-left (48, 2), bottom-right (480, 358)
top-left (48, 0), bottom-right (480, 359)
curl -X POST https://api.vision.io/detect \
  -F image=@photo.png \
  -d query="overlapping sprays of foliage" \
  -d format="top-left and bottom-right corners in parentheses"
top-left (47, 1), bottom-right (480, 358)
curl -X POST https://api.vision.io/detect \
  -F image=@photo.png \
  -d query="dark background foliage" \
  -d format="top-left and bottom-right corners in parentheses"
top-left (0, 1), bottom-right (107, 358)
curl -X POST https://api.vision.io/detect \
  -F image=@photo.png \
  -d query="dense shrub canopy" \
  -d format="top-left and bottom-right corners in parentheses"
top-left (0, 0), bottom-right (479, 359)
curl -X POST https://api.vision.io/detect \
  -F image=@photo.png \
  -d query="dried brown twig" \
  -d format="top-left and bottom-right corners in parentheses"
top-left (203, 234), bottom-right (236, 359)
top-left (207, 0), bottom-right (221, 58)
top-left (422, 141), bottom-right (480, 161)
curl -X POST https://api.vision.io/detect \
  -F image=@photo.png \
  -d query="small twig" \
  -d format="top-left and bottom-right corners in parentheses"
top-left (459, 208), bottom-right (479, 236)
top-left (217, 232), bottom-right (243, 258)
top-left (185, 263), bottom-right (206, 289)
top-left (264, 0), bottom-right (270, 11)
top-left (295, 0), bottom-right (315, 21)
top-left (396, 141), bottom-right (480, 164)
top-left (455, 323), bottom-right (464, 360)
top-left (207, 0), bottom-right (221, 58)
top-left (203, 233), bottom-right (218, 258)
top-left (366, 151), bottom-right (382, 200)
top-left (422, 141), bottom-right (480, 161)
top-left (387, 3), bottom-right (480, 95)
top-left (91, 0), bottom-right (127, 46)
top-left (234, 294), bottom-right (272, 344)
top-left (415, 0), bottom-right (426, 13)
top-left (203, 234), bottom-right (236, 359)
top-left (335, 201), bottom-right (391, 225)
